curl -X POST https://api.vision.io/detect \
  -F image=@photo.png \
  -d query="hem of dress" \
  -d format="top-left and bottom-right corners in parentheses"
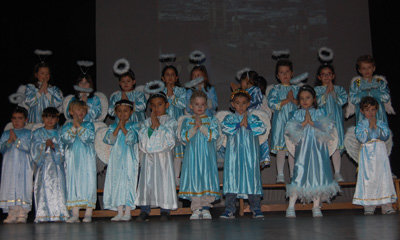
top-left (285, 182), bottom-right (340, 203)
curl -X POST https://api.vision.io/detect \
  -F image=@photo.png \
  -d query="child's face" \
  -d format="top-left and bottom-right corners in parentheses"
top-left (115, 105), bottom-right (133, 121)
top-left (231, 96), bottom-right (250, 115)
top-left (150, 97), bottom-right (169, 117)
top-left (361, 104), bottom-right (377, 120)
top-left (191, 69), bottom-right (205, 89)
top-left (358, 62), bottom-right (376, 80)
top-left (119, 76), bottom-right (135, 92)
top-left (78, 77), bottom-right (91, 89)
top-left (11, 112), bottom-right (27, 129)
top-left (277, 66), bottom-right (293, 85)
top-left (35, 67), bottom-right (50, 83)
top-left (190, 96), bottom-right (207, 116)
top-left (69, 106), bottom-right (87, 122)
top-left (318, 68), bottom-right (335, 86)
top-left (240, 78), bottom-right (250, 89)
top-left (43, 116), bottom-right (58, 129)
top-left (162, 68), bottom-right (178, 86)
top-left (299, 91), bottom-right (315, 109)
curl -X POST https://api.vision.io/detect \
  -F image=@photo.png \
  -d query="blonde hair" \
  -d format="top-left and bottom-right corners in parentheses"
top-left (190, 90), bottom-right (207, 104)
top-left (69, 99), bottom-right (88, 113)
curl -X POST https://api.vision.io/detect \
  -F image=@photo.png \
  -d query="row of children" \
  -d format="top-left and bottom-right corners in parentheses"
top-left (0, 49), bottom-right (397, 223)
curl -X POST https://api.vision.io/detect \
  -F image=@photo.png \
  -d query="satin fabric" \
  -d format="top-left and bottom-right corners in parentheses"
top-left (221, 113), bottom-right (265, 196)
top-left (31, 127), bottom-right (69, 222)
top-left (108, 90), bottom-right (146, 123)
top-left (61, 121), bottom-right (97, 209)
top-left (267, 84), bottom-right (299, 153)
top-left (185, 86), bottom-right (218, 117)
top-left (178, 115), bottom-right (221, 200)
top-left (24, 84), bottom-right (63, 123)
top-left (285, 108), bottom-right (340, 203)
top-left (0, 128), bottom-right (33, 213)
top-left (353, 119), bottom-right (397, 206)
top-left (315, 85), bottom-right (347, 152)
top-left (103, 122), bottom-right (140, 210)
top-left (66, 96), bottom-right (102, 122)
top-left (246, 86), bottom-right (263, 110)
top-left (163, 86), bottom-right (186, 159)
top-left (349, 77), bottom-right (391, 124)
top-left (135, 115), bottom-right (178, 210)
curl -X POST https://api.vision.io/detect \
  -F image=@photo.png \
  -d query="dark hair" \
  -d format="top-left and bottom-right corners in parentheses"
top-left (42, 107), bottom-right (59, 118)
top-left (115, 99), bottom-right (134, 110)
top-left (297, 84), bottom-right (317, 108)
top-left (74, 74), bottom-right (95, 99)
top-left (161, 65), bottom-right (181, 87)
top-left (240, 70), bottom-right (259, 86)
top-left (257, 75), bottom-right (267, 94)
top-left (190, 90), bottom-right (207, 104)
top-left (275, 59), bottom-right (293, 82)
top-left (360, 96), bottom-right (379, 111)
top-left (147, 92), bottom-right (168, 105)
top-left (31, 62), bottom-right (53, 87)
top-left (12, 106), bottom-right (28, 119)
top-left (231, 90), bottom-right (251, 102)
top-left (315, 64), bottom-right (335, 86)
top-left (356, 55), bottom-right (375, 70)
top-left (190, 65), bottom-right (212, 91)
top-left (118, 69), bottom-right (136, 81)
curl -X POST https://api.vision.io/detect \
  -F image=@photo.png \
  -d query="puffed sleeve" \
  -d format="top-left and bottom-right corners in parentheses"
top-left (199, 117), bottom-right (220, 142)
top-left (370, 80), bottom-right (391, 103)
top-left (355, 119), bottom-right (370, 144)
top-left (315, 86), bottom-right (327, 107)
top-left (108, 92), bottom-right (120, 117)
top-left (47, 85), bottom-right (63, 109)
top-left (125, 123), bottom-right (139, 146)
top-left (169, 87), bottom-right (187, 109)
top-left (15, 130), bottom-right (31, 154)
top-left (247, 114), bottom-right (266, 136)
top-left (138, 118), bottom-right (176, 153)
top-left (267, 85), bottom-right (282, 111)
top-left (24, 84), bottom-right (40, 107)
top-left (133, 91), bottom-right (147, 113)
top-left (103, 124), bottom-right (117, 145)
top-left (30, 129), bottom-right (46, 166)
top-left (349, 80), bottom-right (367, 105)
top-left (335, 85), bottom-right (348, 106)
top-left (180, 118), bottom-right (196, 143)
top-left (61, 122), bottom-right (95, 145)
top-left (249, 87), bottom-right (263, 109)
top-left (0, 131), bottom-right (11, 154)
top-left (221, 114), bottom-right (240, 136)
top-left (87, 95), bottom-right (102, 121)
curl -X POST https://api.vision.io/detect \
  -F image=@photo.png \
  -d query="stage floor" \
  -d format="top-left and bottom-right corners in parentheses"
top-left (1, 209), bottom-right (399, 240)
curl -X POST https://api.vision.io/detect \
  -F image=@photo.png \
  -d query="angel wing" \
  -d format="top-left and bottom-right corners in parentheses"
top-left (94, 92), bottom-right (109, 122)
top-left (176, 114), bottom-right (193, 146)
top-left (3, 122), bottom-right (36, 131)
top-left (264, 84), bottom-right (275, 114)
top-left (249, 109), bottom-right (271, 145)
top-left (94, 126), bottom-right (112, 165)
top-left (215, 110), bottom-right (231, 149)
top-left (9, 85), bottom-right (29, 110)
top-left (62, 95), bottom-right (74, 120)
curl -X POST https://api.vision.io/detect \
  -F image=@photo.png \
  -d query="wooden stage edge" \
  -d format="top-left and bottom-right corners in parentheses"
top-left (83, 180), bottom-right (400, 218)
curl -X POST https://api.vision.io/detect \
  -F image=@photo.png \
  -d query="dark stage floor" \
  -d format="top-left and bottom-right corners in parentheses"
top-left (0, 209), bottom-right (399, 240)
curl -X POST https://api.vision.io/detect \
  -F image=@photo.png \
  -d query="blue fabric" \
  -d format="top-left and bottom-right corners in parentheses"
top-left (349, 77), bottom-right (391, 124)
top-left (185, 86), bottom-right (218, 116)
top-left (0, 128), bottom-right (33, 212)
top-left (267, 84), bottom-right (299, 153)
top-left (285, 108), bottom-right (340, 203)
top-left (103, 122), bottom-right (140, 210)
top-left (246, 86), bottom-right (263, 110)
top-left (31, 127), bottom-right (69, 222)
top-left (61, 121), bottom-right (97, 209)
top-left (66, 95), bottom-right (102, 122)
top-left (221, 113), bottom-right (265, 195)
top-left (108, 90), bottom-right (146, 123)
top-left (24, 84), bottom-right (63, 123)
top-left (178, 115), bottom-right (221, 200)
top-left (315, 85), bottom-right (347, 152)
top-left (224, 193), bottom-right (261, 214)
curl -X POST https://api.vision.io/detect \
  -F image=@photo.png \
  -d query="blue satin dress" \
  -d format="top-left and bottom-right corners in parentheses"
top-left (24, 84), bottom-right (63, 123)
top-left (349, 77), bottom-right (391, 124)
top-left (178, 115), bottom-right (221, 200)
top-left (0, 128), bottom-right (32, 213)
top-left (315, 85), bottom-right (348, 152)
top-left (108, 90), bottom-right (146, 123)
top-left (164, 86), bottom-right (186, 159)
top-left (61, 121), bottom-right (97, 209)
top-left (66, 95), bottom-right (102, 122)
top-left (285, 108), bottom-right (340, 203)
top-left (353, 119), bottom-right (397, 206)
top-left (267, 84), bottom-right (299, 153)
top-left (103, 122), bottom-right (140, 210)
top-left (185, 86), bottom-right (218, 117)
top-left (221, 113), bottom-right (266, 196)
top-left (135, 115), bottom-right (178, 210)
top-left (31, 127), bottom-right (69, 222)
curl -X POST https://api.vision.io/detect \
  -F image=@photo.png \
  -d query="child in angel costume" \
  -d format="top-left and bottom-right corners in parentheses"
top-left (31, 107), bottom-right (69, 222)
top-left (218, 89), bottom-right (270, 219)
top-left (314, 58), bottom-right (348, 182)
top-left (178, 90), bottom-right (220, 220)
top-left (102, 100), bottom-right (140, 222)
top-left (135, 82), bottom-right (178, 222)
top-left (61, 100), bottom-right (97, 223)
top-left (0, 107), bottom-right (33, 223)
top-left (108, 58), bottom-right (146, 123)
top-left (352, 96), bottom-right (397, 215)
top-left (285, 85), bottom-right (340, 218)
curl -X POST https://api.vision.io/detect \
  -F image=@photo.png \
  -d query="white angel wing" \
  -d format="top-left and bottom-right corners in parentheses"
top-left (3, 122), bottom-right (36, 131)
top-left (384, 100), bottom-right (396, 115)
top-left (94, 92), bottom-right (109, 122)
top-left (135, 85), bottom-right (148, 100)
top-left (386, 131), bottom-right (394, 157)
top-left (62, 95), bottom-right (74, 120)
top-left (345, 101), bottom-right (355, 119)
top-left (94, 126), bottom-right (112, 165)
top-left (176, 114), bottom-right (193, 146)
top-left (9, 85), bottom-right (29, 110)
top-left (264, 84), bottom-right (275, 114)
top-left (344, 126), bottom-right (361, 163)
top-left (215, 110), bottom-right (231, 148)
top-left (249, 109), bottom-right (271, 145)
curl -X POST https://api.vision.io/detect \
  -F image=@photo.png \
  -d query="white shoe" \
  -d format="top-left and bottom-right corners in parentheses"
top-left (190, 210), bottom-right (201, 220)
top-left (120, 214), bottom-right (132, 221)
top-left (276, 174), bottom-right (285, 183)
top-left (202, 210), bottom-right (212, 220)
top-left (286, 207), bottom-right (296, 218)
top-left (111, 214), bottom-right (123, 222)
top-left (312, 207), bottom-right (323, 217)
top-left (334, 173), bottom-right (344, 182)
top-left (82, 216), bottom-right (92, 223)
top-left (66, 216), bottom-right (80, 223)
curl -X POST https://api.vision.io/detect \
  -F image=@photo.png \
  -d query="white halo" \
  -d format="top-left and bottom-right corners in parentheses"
top-left (73, 85), bottom-right (93, 93)
top-left (189, 50), bottom-right (206, 64)
top-left (318, 47), bottom-right (334, 62)
top-left (159, 53), bottom-right (176, 63)
top-left (236, 67), bottom-right (251, 81)
top-left (113, 58), bottom-right (130, 75)
top-left (272, 49), bottom-right (290, 59)
top-left (144, 80), bottom-right (165, 95)
top-left (183, 76), bottom-right (204, 88)
top-left (290, 72), bottom-right (309, 85)
top-left (77, 60), bottom-right (94, 67)
top-left (34, 49), bottom-right (53, 56)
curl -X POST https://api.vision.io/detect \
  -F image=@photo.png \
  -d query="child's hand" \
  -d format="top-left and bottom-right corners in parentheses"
top-left (194, 115), bottom-right (202, 129)
top-left (166, 84), bottom-right (174, 97)
top-left (240, 113), bottom-right (248, 128)
top-left (39, 81), bottom-right (48, 94)
top-left (72, 116), bottom-right (82, 128)
top-left (150, 111), bottom-right (160, 129)
top-left (121, 91), bottom-right (128, 100)
top-left (326, 83), bottom-right (334, 94)
top-left (369, 116), bottom-right (377, 129)
top-left (7, 129), bottom-right (17, 143)
top-left (45, 139), bottom-right (55, 149)
top-left (302, 110), bottom-right (314, 127)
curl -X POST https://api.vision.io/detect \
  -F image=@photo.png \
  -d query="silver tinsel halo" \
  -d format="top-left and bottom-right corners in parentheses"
top-left (290, 72), bottom-right (309, 85)
top-left (318, 47), bottom-right (334, 62)
top-left (272, 49), bottom-right (290, 60)
top-left (113, 58), bottom-right (130, 75)
top-left (144, 80), bottom-right (165, 95)
top-left (236, 67), bottom-right (251, 81)
top-left (159, 53), bottom-right (176, 64)
top-left (73, 85), bottom-right (93, 93)
top-left (183, 76), bottom-right (204, 88)
top-left (189, 50), bottom-right (206, 65)
top-left (34, 49), bottom-right (53, 56)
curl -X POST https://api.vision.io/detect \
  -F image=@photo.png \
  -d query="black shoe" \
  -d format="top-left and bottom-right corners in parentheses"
top-left (160, 212), bottom-right (170, 221)
top-left (136, 212), bottom-right (149, 222)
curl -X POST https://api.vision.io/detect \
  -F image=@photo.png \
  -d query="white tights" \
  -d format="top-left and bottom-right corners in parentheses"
top-left (277, 150), bottom-right (294, 177)
top-left (331, 150), bottom-right (341, 173)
